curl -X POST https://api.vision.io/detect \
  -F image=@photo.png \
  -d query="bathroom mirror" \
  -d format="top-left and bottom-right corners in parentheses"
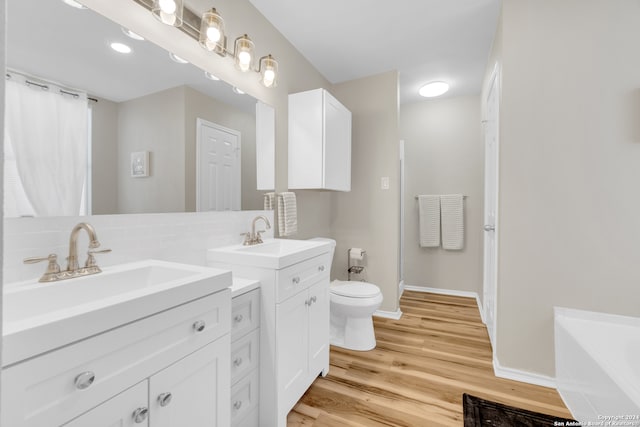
top-left (5, 0), bottom-right (273, 217)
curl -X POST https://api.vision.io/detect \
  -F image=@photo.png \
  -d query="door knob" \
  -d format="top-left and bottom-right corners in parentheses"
top-left (483, 224), bottom-right (495, 232)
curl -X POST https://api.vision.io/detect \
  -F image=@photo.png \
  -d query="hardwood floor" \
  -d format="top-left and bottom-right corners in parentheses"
top-left (287, 290), bottom-right (571, 426)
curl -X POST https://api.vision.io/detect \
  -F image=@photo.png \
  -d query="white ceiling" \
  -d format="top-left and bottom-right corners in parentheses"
top-left (248, 0), bottom-right (501, 104)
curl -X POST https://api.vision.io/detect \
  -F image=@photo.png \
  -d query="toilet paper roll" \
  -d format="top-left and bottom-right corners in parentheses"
top-left (349, 248), bottom-right (365, 261)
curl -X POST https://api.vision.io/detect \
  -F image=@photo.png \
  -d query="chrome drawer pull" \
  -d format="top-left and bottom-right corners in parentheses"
top-left (234, 357), bottom-right (243, 367)
top-left (318, 265), bottom-right (325, 272)
top-left (193, 320), bottom-right (206, 332)
top-left (74, 371), bottom-right (96, 390)
top-left (158, 392), bottom-right (173, 407)
top-left (132, 407), bottom-right (148, 423)
top-left (292, 276), bottom-right (300, 284)
top-left (234, 314), bottom-right (244, 323)
top-left (233, 400), bottom-right (243, 410)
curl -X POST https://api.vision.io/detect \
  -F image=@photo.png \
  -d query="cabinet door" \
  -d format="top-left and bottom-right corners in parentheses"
top-left (276, 290), bottom-right (309, 414)
top-left (63, 381), bottom-right (148, 427)
top-left (307, 280), bottom-right (330, 376)
top-left (149, 337), bottom-right (231, 427)
top-left (323, 91), bottom-right (352, 191)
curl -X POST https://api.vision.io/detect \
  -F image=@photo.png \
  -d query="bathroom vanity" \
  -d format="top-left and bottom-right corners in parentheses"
top-left (1, 260), bottom-right (232, 427)
top-left (208, 239), bottom-right (333, 427)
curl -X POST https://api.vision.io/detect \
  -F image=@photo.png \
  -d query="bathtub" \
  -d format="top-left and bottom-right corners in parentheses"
top-left (555, 307), bottom-right (640, 424)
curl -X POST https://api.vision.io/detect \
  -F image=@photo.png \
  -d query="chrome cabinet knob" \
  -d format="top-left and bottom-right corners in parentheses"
top-left (233, 400), bottom-right (242, 410)
top-left (318, 265), bottom-right (325, 272)
top-left (157, 392), bottom-right (173, 407)
top-left (74, 371), bottom-right (96, 390)
top-left (132, 407), bottom-right (148, 423)
top-left (292, 276), bottom-right (300, 284)
top-left (234, 314), bottom-right (244, 323)
top-left (193, 320), bottom-right (206, 332)
top-left (233, 357), bottom-right (243, 367)
top-left (483, 224), bottom-right (495, 232)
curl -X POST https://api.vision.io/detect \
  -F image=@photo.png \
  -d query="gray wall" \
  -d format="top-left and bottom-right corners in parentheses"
top-left (401, 96), bottom-right (484, 295)
top-left (1, 0), bottom-right (6, 385)
top-left (91, 97), bottom-right (119, 214)
top-left (485, 0), bottom-right (640, 377)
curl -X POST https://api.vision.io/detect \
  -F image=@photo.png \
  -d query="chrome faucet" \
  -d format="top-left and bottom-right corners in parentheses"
top-left (242, 215), bottom-right (272, 245)
top-left (24, 222), bottom-right (111, 282)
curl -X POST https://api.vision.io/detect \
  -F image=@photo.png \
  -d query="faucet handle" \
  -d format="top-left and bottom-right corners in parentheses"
top-left (24, 254), bottom-right (61, 274)
top-left (85, 249), bottom-right (112, 268)
top-left (240, 232), bottom-right (252, 246)
top-left (255, 230), bottom-right (266, 244)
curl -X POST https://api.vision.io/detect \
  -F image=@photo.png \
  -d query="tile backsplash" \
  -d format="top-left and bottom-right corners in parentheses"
top-left (3, 211), bottom-right (274, 284)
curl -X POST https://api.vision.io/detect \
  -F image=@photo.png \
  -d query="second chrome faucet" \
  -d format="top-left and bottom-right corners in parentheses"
top-left (241, 215), bottom-right (272, 246)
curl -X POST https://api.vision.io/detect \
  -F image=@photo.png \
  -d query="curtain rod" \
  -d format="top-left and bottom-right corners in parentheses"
top-left (5, 71), bottom-right (98, 103)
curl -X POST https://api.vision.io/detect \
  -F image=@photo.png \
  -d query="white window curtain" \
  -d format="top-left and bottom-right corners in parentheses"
top-left (4, 73), bottom-right (89, 217)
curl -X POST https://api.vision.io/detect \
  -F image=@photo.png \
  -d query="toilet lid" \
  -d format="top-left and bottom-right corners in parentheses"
top-left (331, 281), bottom-right (380, 298)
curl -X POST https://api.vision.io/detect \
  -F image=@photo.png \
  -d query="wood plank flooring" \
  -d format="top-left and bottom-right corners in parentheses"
top-left (287, 290), bottom-right (571, 426)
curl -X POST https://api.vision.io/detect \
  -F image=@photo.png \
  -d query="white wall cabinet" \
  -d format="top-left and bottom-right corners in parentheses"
top-left (2, 290), bottom-right (231, 427)
top-left (288, 88), bottom-right (352, 191)
top-left (210, 252), bottom-right (332, 427)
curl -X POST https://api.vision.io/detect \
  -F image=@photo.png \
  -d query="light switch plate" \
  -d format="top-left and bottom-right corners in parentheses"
top-left (381, 176), bottom-right (389, 190)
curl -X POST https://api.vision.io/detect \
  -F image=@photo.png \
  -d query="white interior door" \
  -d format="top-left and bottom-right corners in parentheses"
top-left (196, 118), bottom-right (241, 211)
top-left (483, 68), bottom-right (500, 348)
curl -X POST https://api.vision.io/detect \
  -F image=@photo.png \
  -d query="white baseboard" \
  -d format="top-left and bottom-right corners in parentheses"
top-left (403, 285), bottom-right (486, 324)
top-left (398, 280), bottom-right (405, 297)
top-left (374, 309), bottom-right (403, 320)
top-left (493, 357), bottom-right (557, 389)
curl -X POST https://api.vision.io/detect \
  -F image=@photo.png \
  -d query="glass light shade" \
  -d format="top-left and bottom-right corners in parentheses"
top-left (199, 8), bottom-right (225, 53)
top-left (234, 35), bottom-right (255, 72)
top-left (152, 0), bottom-right (183, 27)
top-left (259, 55), bottom-right (278, 88)
top-left (419, 81), bottom-right (450, 97)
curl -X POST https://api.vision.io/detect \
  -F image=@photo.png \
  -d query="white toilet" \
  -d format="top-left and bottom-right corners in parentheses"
top-left (309, 238), bottom-right (384, 351)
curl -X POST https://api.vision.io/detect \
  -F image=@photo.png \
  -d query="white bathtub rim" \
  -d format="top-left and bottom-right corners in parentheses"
top-left (555, 307), bottom-right (640, 408)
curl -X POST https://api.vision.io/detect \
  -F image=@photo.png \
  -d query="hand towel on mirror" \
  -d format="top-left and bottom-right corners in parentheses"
top-left (418, 195), bottom-right (440, 247)
top-left (264, 192), bottom-right (275, 210)
top-left (440, 194), bottom-right (464, 250)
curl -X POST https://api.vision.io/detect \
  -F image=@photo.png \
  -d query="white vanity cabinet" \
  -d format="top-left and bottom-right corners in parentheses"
top-left (1, 290), bottom-right (231, 427)
top-left (209, 249), bottom-right (332, 427)
top-left (288, 88), bottom-right (352, 191)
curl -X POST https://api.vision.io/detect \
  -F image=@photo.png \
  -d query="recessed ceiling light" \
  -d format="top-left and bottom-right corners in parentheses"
top-left (110, 42), bottom-right (132, 54)
top-left (419, 81), bottom-right (450, 98)
top-left (233, 87), bottom-right (245, 95)
top-left (169, 52), bottom-right (189, 64)
top-left (62, 0), bottom-right (87, 9)
top-left (204, 71), bottom-right (220, 81)
top-left (121, 27), bottom-right (145, 41)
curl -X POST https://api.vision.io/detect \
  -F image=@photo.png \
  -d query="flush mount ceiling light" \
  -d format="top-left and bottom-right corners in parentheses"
top-left (199, 8), bottom-right (226, 55)
top-left (110, 42), bottom-right (132, 54)
top-left (121, 27), bottom-right (145, 41)
top-left (62, 0), bottom-right (87, 9)
top-left (419, 81), bottom-right (450, 98)
top-left (259, 55), bottom-right (278, 88)
top-left (204, 71), bottom-right (220, 81)
top-left (234, 35), bottom-right (255, 72)
top-left (232, 87), bottom-right (245, 95)
top-left (152, 0), bottom-right (183, 27)
top-left (169, 52), bottom-right (189, 64)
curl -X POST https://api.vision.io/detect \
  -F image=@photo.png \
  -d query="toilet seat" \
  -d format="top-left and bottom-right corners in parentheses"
top-left (331, 281), bottom-right (380, 298)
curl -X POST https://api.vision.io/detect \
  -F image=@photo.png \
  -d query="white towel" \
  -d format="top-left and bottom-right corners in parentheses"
top-left (440, 194), bottom-right (464, 250)
top-left (277, 192), bottom-right (298, 237)
top-left (263, 192), bottom-right (275, 210)
top-left (418, 195), bottom-right (440, 247)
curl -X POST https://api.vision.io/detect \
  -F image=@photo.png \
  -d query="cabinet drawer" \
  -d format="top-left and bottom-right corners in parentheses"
top-left (1, 290), bottom-right (230, 427)
top-left (231, 289), bottom-right (260, 341)
top-left (276, 253), bottom-right (330, 302)
top-left (230, 370), bottom-right (259, 425)
top-left (231, 329), bottom-right (259, 384)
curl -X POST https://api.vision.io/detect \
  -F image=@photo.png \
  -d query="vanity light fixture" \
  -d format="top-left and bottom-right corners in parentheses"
top-left (234, 35), bottom-right (255, 72)
top-left (110, 42), bottom-right (132, 54)
top-left (62, 0), bottom-right (87, 9)
top-left (199, 8), bottom-right (226, 55)
top-left (204, 71), bottom-right (220, 81)
top-left (169, 52), bottom-right (189, 64)
top-left (419, 81), bottom-right (450, 98)
top-left (122, 27), bottom-right (145, 41)
top-left (152, 0), bottom-right (183, 27)
top-left (259, 55), bottom-right (278, 88)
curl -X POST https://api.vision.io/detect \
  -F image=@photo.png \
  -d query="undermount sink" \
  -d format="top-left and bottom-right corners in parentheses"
top-left (207, 238), bottom-right (332, 269)
top-left (2, 259), bottom-right (231, 366)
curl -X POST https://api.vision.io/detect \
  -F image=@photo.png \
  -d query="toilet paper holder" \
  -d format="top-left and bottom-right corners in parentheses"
top-left (347, 248), bottom-right (366, 280)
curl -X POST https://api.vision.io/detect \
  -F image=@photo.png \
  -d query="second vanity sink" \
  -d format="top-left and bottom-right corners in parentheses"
top-left (207, 238), bottom-right (332, 269)
top-left (2, 259), bottom-right (231, 366)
